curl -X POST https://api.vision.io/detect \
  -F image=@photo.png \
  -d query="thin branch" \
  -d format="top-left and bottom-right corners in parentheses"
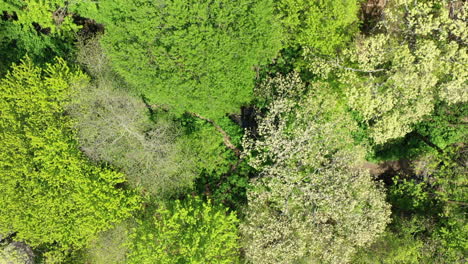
top-left (333, 62), bottom-right (386, 73)
top-left (411, 131), bottom-right (444, 154)
top-left (187, 112), bottom-right (241, 157)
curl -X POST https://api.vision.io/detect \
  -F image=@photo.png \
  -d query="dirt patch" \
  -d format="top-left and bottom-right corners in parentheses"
top-left (73, 14), bottom-right (105, 37)
top-left (361, 159), bottom-right (414, 186)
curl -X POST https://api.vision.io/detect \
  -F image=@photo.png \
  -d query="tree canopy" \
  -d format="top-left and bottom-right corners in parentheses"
top-left (0, 0), bottom-right (80, 71)
top-left (80, 0), bottom-right (283, 119)
top-left (0, 57), bottom-right (140, 262)
top-left (277, 0), bottom-right (360, 55)
top-left (307, 0), bottom-right (468, 144)
top-left (241, 73), bottom-right (390, 264)
top-left (126, 197), bottom-right (239, 264)
top-left (0, 0), bottom-right (466, 263)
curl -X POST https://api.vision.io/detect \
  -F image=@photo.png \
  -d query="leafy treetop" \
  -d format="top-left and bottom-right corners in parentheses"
top-left (79, 0), bottom-right (283, 119)
top-left (0, 57), bottom-right (140, 262)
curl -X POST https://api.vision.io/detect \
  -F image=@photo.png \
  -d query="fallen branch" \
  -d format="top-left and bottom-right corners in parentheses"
top-left (187, 112), bottom-right (241, 157)
top-left (146, 103), bottom-right (241, 156)
top-left (412, 131), bottom-right (444, 154)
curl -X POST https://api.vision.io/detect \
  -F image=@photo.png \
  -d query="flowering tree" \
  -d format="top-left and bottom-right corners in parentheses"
top-left (241, 73), bottom-right (391, 264)
top-left (307, 0), bottom-right (468, 144)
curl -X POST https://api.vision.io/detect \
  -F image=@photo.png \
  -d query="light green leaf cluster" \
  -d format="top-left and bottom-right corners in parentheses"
top-left (308, 0), bottom-right (468, 144)
top-left (241, 73), bottom-right (390, 264)
top-left (81, 0), bottom-right (283, 119)
top-left (243, 165), bottom-right (391, 264)
top-left (126, 197), bottom-right (240, 264)
top-left (277, 0), bottom-right (360, 55)
top-left (0, 57), bottom-right (140, 261)
top-left (245, 72), bottom-right (366, 170)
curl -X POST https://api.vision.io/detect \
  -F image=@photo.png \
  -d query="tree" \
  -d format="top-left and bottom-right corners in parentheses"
top-left (0, 0), bottom-right (80, 71)
top-left (70, 37), bottom-right (199, 197)
top-left (306, 0), bottom-right (468, 144)
top-left (352, 218), bottom-right (427, 264)
top-left (276, 0), bottom-right (360, 55)
top-left (425, 146), bottom-right (468, 261)
top-left (241, 73), bottom-right (390, 264)
top-left (82, 221), bottom-right (131, 264)
top-left (126, 197), bottom-right (240, 264)
top-left (69, 81), bottom-right (198, 197)
top-left (77, 0), bottom-right (283, 119)
top-left (355, 144), bottom-right (467, 263)
top-left (0, 57), bottom-right (140, 262)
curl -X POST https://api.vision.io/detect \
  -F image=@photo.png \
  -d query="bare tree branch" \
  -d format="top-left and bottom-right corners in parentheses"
top-left (148, 104), bottom-right (241, 157)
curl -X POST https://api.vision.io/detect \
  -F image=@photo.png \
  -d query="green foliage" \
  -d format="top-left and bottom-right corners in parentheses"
top-left (277, 0), bottom-right (360, 55)
top-left (69, 37), bottom-right (198, 197)
top-left (0, 0), bottom-right (465, 262)
top-left (0, 0), bottom-right (80, 71)
top-left (195, 161), bottom-right (250, 209)
top-left (307, 0), bottom-right (468, 144)
top-left (368, 101), bottom-right (467, 162)
top-left (177, 114), bottom-right (249, 208)
top-left (69, 74), bottom-right (198, 198)
top-left (415, 102), bottom-right (468, 150)
top-left (81, 0), bottom-right (283, 119)
top-left (356, 212), bottom-right (466, 263)
top-left (126, 197), bottom-right (240, 264)
top-left (358, 146), bottom-right (467, 263)
top-left (353, 218), bottom-right (427, 264)
top-left (242, 164), bottom-right (391, 264)
top-left (367, 134), bottom-right (431, 162)
top-left (430, 147), bottom-right (468, 258)
top-left (241, 73), bottom-right (390, 264)
top-left (82, 221), bottom-right (131, 264)
top-left (179, 116), bottom-right (235, 174)
top-left (388, 177), bottom-right (433, 214)
top-left (0, 57), bottom-right (140, 262)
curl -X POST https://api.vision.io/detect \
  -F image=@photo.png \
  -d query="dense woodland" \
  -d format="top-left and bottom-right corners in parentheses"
top-left (0, 0), bottom-right (466, 263)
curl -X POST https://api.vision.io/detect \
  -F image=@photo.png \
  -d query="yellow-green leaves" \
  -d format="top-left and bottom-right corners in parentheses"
top-left (127, 197), bottom-right (239, 264)
top-left (0, 57), bottom-right (140, 262)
